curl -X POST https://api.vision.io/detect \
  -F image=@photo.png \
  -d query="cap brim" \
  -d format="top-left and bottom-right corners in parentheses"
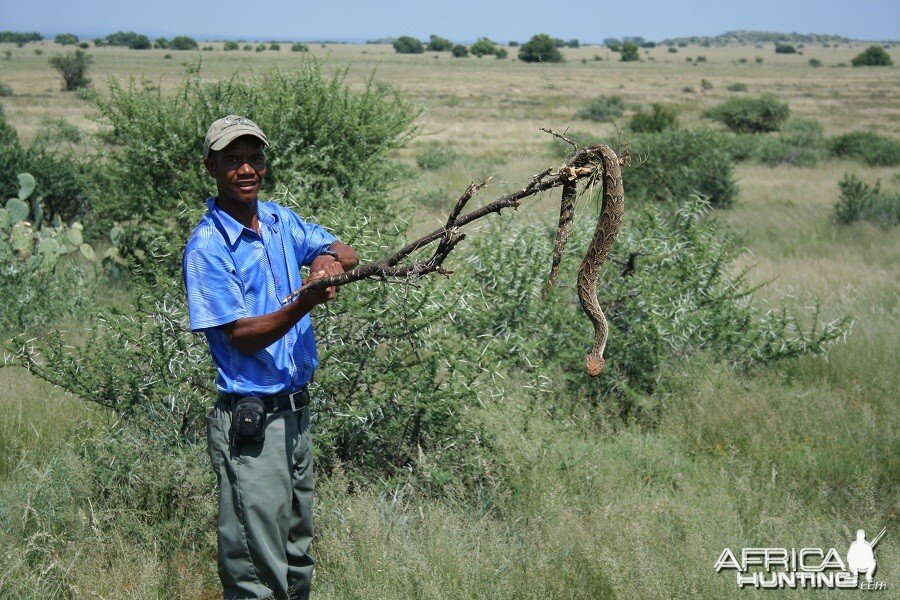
top-left (208, 128), bottom-right (269, 153)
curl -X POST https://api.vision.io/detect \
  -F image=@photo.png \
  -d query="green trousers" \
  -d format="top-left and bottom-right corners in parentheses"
top-left (207, 399), bottom-right (315, 600)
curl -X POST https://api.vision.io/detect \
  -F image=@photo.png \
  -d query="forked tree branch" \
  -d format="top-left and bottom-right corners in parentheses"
top-left (281, 130), bottom-right (606, 305)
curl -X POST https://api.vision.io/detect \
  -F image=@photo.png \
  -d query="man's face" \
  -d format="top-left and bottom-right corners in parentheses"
top-left (204, 135), bottom-right (267, 205)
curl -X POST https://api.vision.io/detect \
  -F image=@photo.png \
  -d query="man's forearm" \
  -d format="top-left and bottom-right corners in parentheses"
top-left (225, 296), bottom-right (315, 355)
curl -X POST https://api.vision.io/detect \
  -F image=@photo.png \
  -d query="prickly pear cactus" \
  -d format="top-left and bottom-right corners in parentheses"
top-left (109, 225), bottom-right (124, 246)
top-left (0, 207), bottom-right (9, 230)
top-left (65, 222), bottom-right (84, 248)
top-left (10, 221), bottom-right (35, 257)
top-left (6, 198), bottom-right (29, 224)
top-left (36, 236), bottom-right (62, 269)
top-left (17, 173), bottom-right (35, 201)
top-left (78, 243), bottom-right (96, 261)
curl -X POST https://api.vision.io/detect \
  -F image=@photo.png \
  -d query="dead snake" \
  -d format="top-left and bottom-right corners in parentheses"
top-left (543, 145), bottom-right (625, 377)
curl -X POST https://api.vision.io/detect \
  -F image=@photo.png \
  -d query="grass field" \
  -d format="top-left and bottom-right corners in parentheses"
top-left (0, 39), bottom-right (897, 598)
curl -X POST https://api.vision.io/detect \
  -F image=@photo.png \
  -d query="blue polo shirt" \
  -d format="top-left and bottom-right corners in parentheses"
top-left (182, 197), bottom-right (337, 396)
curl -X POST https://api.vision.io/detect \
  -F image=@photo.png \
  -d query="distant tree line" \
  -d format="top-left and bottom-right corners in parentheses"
top-left (0, 31), bottom-right (43, 45)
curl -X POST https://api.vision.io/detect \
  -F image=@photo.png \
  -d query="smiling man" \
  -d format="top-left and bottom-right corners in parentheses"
top-left (182, 115), bottom-right (358, 600)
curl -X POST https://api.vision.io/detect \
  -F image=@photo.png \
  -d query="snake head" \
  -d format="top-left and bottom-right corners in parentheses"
top-left (585, 354), bottom-right (605, 378)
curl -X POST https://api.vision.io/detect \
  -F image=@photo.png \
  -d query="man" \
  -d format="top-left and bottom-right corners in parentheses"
top-left (182, 115), bottom-right (358, 599)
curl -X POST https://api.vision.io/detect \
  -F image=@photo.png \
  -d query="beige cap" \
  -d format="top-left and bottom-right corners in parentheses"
top-left (203, 115), bottom-right (269, 158)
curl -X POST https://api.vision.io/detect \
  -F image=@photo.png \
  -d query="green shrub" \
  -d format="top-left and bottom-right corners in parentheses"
top-left (415, 143), bottom-right (460, 170)
top-left (243, 44), bottom-right (252, 51)
top-left (518, 33), bottom-right (563, 63)
top-left (775, 43), bottom-right (797, 54)
top-left (460, 198), bottom-right (848, 417)
top-left (291, 42), bottom-right (309, 52)
top-left (753, 118), bottom-right (826, 167)
top-left (426, 35), bottom-right (453, 52)
top-left (620, 41), bottom-right (640, 62)
top-left (626, 128), bottom-right (738, 207)
top-left (829, 131), bottom-right (900, 166)
top-left (851, 45), bottom-right (893, 67)
top-left (106, 31), bottom-right (152, 50)
top-left (579, 95), bottom-right (625, 122)
top-left (495, 48), bottom-right (508, 59)
top-left (48, 49), bottom-right (93, 91)
top-left (170, 35), bottom-right (198, 51)
top-left (154, 37), bottom-right (169, 49)
top-left (54, 33), bottom-right (79, 46)
top-left (223, 41), bottom-right (239, 51)
top-left (833, 174), bottom-right (899, 227)
top-left (268, 42), bottom-right (280, 51)
top-left (0, 81), bottom-right (12, 97)
top-left (704, 94), bottom-right (790, 133)
top-left (89, 61), bottom-right (417, 241)
top-left (808, 58), bottom-right (822, 67)
top-left (255, 43), bottom-right (266, 52)
top-left (726, 82), bottom-right (748, 92)
top-left (470, 38), bottom-right (498, 57)
top-left (452, 44), bottom-right (468, 58)
top-left (32, 117), bottom-right (84, 147)
top-left (700, 78), bottom-right (713, 90)
top-left (668, 47), bottom-right (678, 53)
top-left (393, 36), bottom-right (424, 54)
top-left (629, 103), bottom-right (679, 133)
top-left (695, 55), bottom-right (708, 63)
top-left (78, 42), bottom-right (89, 49)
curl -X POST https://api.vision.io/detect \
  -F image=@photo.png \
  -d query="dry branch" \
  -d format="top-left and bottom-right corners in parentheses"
top-left (282, 134), bottom-right (608, 305)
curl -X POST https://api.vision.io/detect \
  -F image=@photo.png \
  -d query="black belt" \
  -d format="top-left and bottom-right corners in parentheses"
top-left (222, 387), bottom-right (310, 413)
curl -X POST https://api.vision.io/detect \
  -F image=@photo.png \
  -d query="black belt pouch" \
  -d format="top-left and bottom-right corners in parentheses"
top-left (230, 396), bottom-right (267, 446)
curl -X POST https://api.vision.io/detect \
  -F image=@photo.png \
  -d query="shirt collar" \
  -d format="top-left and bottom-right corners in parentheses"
top-left (206, 198), bottom-right (278, 246)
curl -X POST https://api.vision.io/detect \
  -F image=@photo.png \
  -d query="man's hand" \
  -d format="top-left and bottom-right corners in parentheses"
top-left (305, 255), bottom-right (344, 306)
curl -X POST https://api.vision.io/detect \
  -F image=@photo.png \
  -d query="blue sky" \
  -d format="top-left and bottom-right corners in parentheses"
top-left (3, 0), bottom-right (898, 43)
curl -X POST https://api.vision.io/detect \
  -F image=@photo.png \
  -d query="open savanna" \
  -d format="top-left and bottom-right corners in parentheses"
top-left (0, 39), bottom-right (897, 598)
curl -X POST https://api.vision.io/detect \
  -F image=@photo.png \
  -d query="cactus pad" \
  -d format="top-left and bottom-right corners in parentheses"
top-left (10, 221), bottom-right (35, 257)
top-left (17, 173), bottom-right (36, 201)
top-left (109, 225), bottom-right (125, 246)
top-left (79, 243), bottom-right (96, 261)
top-left (0, 208), bottom-right (9, 230)
top-left (65, 223), bottom-right (84, 247)
top-left (6, 197), bottom-right (29, 224)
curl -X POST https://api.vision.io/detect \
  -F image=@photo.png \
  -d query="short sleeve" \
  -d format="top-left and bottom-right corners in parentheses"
top-left (284, 209), bottom-right (338, 267)
top-left (182, 246), bottom-right (249, 331)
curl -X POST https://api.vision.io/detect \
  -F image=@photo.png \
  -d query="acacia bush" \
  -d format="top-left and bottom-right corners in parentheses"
top-left (851, 45), bottom-right (893, 67)
top-left (470, 38), bottom-right (499, 57)
top-left (393, 36), bottom-right (424, 54)
top-left (48, 49), bottom-right (93, 91)
top-left (518, 34), bottom-right (563, 63)
top-left (0, 113), bottom-right (91, 222)
top-left (426, 35), bottom-right (453, 52)
top-left (629, 103), bottom-right (678, 132)
top-left (457, 197), bottom-right (848, 421)
top-left (89, 62), bottom-right (416, 239)
top-left (619, 41), bottom-right (640, 62)
top-left (170, 35), bottom-right (198, 51)
top-left (626, 128), bottom-right (738, 207)
top-left (829, 131), bottom-right (900, 166)
top-left (833, 173), bottom-right (899, 227)
top-left (753, 118), bottom-right (826, 167)
top-left (774, 43), bottom-right (797, 54)
top-left (579, 95), bottom-right (625, 122)
top-left (704, 94), bottom-right (790, 133)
